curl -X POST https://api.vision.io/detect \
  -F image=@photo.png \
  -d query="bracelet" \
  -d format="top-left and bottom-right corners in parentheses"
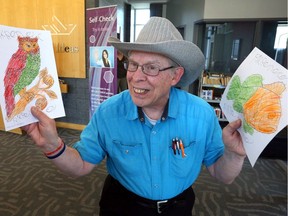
top-left (46, 144), bottom-right (66, 159)
top-left (44, 139), bottom-right (66, 159)
top-left (44, 139), bottom-right (64, 156)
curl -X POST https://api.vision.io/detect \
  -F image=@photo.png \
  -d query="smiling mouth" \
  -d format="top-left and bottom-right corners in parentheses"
top-left (133, 87), bottom-right (148, 94)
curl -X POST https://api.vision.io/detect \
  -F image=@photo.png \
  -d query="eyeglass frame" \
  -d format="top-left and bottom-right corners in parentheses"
top-left (123, 60), bottom-right (176, 76)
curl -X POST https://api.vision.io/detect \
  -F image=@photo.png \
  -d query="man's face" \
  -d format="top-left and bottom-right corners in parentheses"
top-left (127, 51), bottom-right (182, 110)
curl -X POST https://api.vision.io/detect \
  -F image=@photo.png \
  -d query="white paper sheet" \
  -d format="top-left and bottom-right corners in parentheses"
top-left (220, 47), bottom-right (287, 167)
top-left (0, 25), bottom-right (65, 131)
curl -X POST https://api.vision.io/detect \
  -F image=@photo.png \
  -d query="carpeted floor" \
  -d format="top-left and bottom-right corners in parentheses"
top-left (0, 128), bottom-right (286, 216)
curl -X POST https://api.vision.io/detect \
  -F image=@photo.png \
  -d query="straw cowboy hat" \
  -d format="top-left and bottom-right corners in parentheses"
top-left (108, 16), bottom-right (205, 87)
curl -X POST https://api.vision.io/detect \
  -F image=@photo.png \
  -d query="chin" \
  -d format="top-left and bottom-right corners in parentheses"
top-left (131, 97), bottom-right (146, 107)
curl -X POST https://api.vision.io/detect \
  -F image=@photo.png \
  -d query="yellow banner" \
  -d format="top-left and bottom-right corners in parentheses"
top-left (0, 0), bottom-right (85, 78)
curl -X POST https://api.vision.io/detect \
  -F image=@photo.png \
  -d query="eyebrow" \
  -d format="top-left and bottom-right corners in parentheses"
top-left (128, 58), bottom-right (161, 65)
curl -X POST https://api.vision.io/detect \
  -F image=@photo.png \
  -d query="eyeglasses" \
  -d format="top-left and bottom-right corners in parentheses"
top-left (123, 61), bottom-right (175, 76)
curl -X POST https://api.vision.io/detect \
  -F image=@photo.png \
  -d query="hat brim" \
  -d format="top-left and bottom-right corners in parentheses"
top-left (108, 37), bottom-right (205, 87)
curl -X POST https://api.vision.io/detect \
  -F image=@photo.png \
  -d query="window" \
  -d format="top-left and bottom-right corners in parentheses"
top-left (274, 23), bottom-right (288, 49)
top-left (200, 22), bottom-right (256, 74)
top-left (130, 8), bottom-right (150, 42)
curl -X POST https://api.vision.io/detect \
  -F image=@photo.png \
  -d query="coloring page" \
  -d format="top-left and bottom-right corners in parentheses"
top-left (220, 47), bottom-right (287, 167)
top-left (0, 25), bottom-right (65, 131)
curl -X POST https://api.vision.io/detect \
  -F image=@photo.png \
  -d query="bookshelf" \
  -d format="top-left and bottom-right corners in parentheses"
top-left (198, 71), bottom-right (232, 122)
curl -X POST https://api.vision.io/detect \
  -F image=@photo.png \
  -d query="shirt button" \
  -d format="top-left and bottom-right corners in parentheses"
top-left (125, 150), bottom-right (129, 154)
top-left (152, 131), bottom-right (156, 135)
top-left (154, 184), bottom-right (159, 188)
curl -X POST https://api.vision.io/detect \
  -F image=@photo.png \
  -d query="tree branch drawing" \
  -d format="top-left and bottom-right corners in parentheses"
top-left (7, 68), bottom-right (57, 121)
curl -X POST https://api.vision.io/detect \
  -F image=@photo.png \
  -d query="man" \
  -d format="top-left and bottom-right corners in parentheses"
top-left (22, 17), bottom-right (246, 216)
top-left (117, 50), bottom-right (128, 93)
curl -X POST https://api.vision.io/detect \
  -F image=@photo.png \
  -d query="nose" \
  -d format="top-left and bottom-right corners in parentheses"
top-left (131, 65), bottom-right (147, 81)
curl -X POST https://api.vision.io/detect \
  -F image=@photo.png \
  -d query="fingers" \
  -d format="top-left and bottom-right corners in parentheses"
top-left (30, 106), bottom-right (56, 130)
top-left (223, 119), bottom-right (242, 141)
top-left (25, 107), bottom-right (58, 147)
top-left (223, 119), bottom-right (246, 157)
top-left (20, 125), bottom-right (29, 131)
top-left (31, 106), bottom-right (48, 120)
top-left (225, 119), bottom-right (242, 133)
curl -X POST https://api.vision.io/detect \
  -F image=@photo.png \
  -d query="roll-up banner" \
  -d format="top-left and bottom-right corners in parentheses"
top-left (86, 6), bottom-right (117, 117)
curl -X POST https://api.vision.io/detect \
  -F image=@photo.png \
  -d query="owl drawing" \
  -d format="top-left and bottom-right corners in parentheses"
top-left (4, 36), bottom-right (41, 119)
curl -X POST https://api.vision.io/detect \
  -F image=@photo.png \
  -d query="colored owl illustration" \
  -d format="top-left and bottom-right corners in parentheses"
top-left (3, 36), bottom-right (41, 118)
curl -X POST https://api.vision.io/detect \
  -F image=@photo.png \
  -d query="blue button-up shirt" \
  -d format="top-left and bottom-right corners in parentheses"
top-left (74, 87), bottom-right (224, 200)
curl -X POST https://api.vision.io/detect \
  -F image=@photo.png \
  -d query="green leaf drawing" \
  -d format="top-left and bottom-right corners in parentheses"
top-left (233, 99), bottom-right (244, 113)
top-left (238, 86), bottom-right (258, 105)
top-left (227, 75), bottom-right (241, 100)
top-left (227, 74), bottom-right (263, 114)
top-left (243, 120), bottom-right (254, 135)
top-left (242, 74), bottom-right (263, 88)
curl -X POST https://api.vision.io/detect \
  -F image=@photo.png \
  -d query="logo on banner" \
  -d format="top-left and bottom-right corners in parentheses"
top-left (42, 15), bottom-right (77, 36)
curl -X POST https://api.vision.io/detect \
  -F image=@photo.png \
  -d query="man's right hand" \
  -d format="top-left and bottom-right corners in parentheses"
top-left (21, 106), bottom-right (60, 153)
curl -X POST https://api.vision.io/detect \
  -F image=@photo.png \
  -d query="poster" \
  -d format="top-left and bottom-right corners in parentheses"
top-left (220, 47), bottom-right (287, 167)
top-left (0, 0), bottom-right (86, 78)
top-left (0, 25), bottom-right (65, 131)
top-left (86, 6), bottom-right (117, 117)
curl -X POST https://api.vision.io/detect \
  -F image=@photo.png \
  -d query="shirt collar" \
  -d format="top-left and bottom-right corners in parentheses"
top-left (137, 100), bottom-right (169, 123)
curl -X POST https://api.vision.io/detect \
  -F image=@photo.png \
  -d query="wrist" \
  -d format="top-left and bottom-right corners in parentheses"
top-left (40, 137), bottom-right (61, 152)
top-left (224, 148), bottom-right (246, 159)
top-left (43, 138), bottom-right (66, 159)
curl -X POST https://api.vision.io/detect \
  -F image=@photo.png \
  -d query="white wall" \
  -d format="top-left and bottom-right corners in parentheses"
top-left (166, 0), bottom-right (204, 42)
top-left (204, 0), bottom-right (287, 19)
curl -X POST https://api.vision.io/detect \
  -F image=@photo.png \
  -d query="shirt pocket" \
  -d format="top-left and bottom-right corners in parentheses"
top-left (169, 141), bottom-right (195, 178)
top-left (111, 140), bottom-right (143, 176)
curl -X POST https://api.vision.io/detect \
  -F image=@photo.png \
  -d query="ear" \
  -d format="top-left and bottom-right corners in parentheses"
top-left (171, 67), bottom-right (184, 86)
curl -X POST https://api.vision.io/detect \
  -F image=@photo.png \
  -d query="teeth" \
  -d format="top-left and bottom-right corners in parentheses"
top-left (134, 88), bottom-right (146, 93)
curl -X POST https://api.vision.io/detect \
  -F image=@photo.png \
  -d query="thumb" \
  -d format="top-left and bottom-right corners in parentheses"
top-left (225, 119), bottom-right (242, 133)
top-left (31, 106), bottom-right (49, 121)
